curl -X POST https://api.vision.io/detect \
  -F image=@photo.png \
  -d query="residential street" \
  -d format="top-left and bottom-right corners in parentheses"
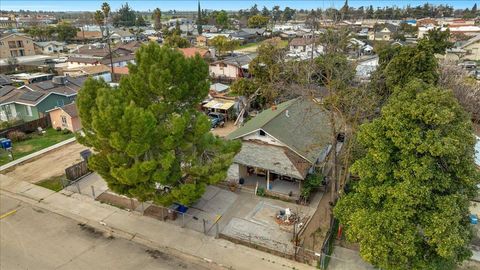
top-left (0, 194), bottom-right (216, 270)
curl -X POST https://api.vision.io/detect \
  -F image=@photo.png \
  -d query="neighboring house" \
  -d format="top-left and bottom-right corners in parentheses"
top-left (66, 57), bottom-right (101, 68)
top-left (460, 34), bottom-right (480, 61)
top-left (0, 33), bottom-right (35, 58)
top-left (210, 82), bottom-right (229, 94)
top-left (63, 64), bottom-right (112, 82)
top-left (231, 28), bottom-right (266, 44)
top-left (111, 29), bottom-right (136, 43)
top-left (70, 44), bottom-right (133, 59)
top-left (34, 41), bottom-right (66, 54)
top-left (47, 102), bottom-right (82, 132)
top-left (178, 47), bottom-right (211, 59)
top-left (73, 30), bottom-right (103, 42)
top-left (226, 97), bottom-right (338, 201)
top-left (368, 24), bottom-right (397, 41)
top-left (0, 74), bottom-right (13, 87)
top-left (100, 54), bottom-right (135, 67)
top-left (0, 76), bottom-right (84, 122)
top-left (289, 38), bottom-right (317, 53)
top-left (9, 72), bottom-right (54, 84)
top-left (209, 53), bottom-right (257, 79)
top-left (166, 18), bottom-right (193, 27)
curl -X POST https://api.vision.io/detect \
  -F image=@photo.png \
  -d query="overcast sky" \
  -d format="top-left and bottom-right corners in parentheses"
top-left (1, 0), bottom-right (476, 12)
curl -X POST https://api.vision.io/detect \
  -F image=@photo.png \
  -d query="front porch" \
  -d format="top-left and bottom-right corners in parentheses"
top-left (233, 165), bottom-right (302, 201)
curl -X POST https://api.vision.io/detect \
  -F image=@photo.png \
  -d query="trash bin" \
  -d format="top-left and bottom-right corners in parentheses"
top-left (167, 206), bottom-right (177, 220)
top-left (175, 204), bottom-right (188, 214)
top-left (80, 149), bottom-right (92, 161)
top-left (470, 214), bottom-right (478, 225)
top-left (0, 139), bottom-right (12, 149)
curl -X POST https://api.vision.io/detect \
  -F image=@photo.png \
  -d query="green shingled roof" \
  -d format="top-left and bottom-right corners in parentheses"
top-left (227, 97), bottom-right (333, 164)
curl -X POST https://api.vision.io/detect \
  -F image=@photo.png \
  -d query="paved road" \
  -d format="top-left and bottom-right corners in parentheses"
top-left (0, 194), bottom-right (214, 270)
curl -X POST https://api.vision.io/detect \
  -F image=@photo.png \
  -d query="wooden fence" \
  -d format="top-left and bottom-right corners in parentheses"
top-left (0, 116), bottom-right (50, 137)
top-left (65, 160), bottom-right (90, 181)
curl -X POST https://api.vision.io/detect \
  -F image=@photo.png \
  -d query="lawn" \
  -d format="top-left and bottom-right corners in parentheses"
top-left (36, 175), bottom-right (65, 192)
top-left (238, 42), bottom-right (259, 50)
top-left (0, 128), bottom-right (75, 166)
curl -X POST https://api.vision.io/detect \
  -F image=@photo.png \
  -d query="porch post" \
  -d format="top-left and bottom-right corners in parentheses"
top-left (266, 170), bottom-right (270, 190)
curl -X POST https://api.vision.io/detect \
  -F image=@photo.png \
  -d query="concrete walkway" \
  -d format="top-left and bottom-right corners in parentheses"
top-left (0, 175), bottom-right (315, 270)
top-left (0, 137), bottom-right (76, 172)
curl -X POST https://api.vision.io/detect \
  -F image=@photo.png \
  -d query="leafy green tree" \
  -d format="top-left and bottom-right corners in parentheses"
top-left (272, 6), bottom-right (282, 23)
top-left (77, 43), bottom-right (241, 206)
top-left (209, 35), bottom-right (238, 57)
top-left (282, 7), bottom-right (295, 21)
top-left (247, 15), bottom-right (269, 28)
top-left (215, 10), bottom-right (229, 28)
top-left (230, 78), bottom-right (257, 97)
top-left (113, 2), bottom-right (136, 27)
top-left (420, 28), bottom-right (453, 55)
top-left (135, 15), bottom-right (147, 27)
top-left (93, 10), bottom-right (104, 26)
top-left (55, 22), bottom-right (79, 42)
top-left (334, 80), bottom-right (479, 270)
top-left (384, 45), bottom-right (438, 89)
top-left (197, 2), bottom-right (202, 34)
top-left (163, 34), bottom-right (190, 48)
top-left (152, 8), bottom-right (162, 31)
top-left (261, 6), bottom-right (270, 17)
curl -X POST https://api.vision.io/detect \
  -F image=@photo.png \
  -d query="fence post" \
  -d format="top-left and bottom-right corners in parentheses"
top-left (130, 198), bottom-right (134, 210)
top-left (181, 212), bottom-right (185, 228)
top-left (90, 185), bottom-right (95, 198)
top-left (215, 222), bottom-right (219, 239)
top-left (160, 206), bottom-right (164, 221)
top-left (76, 181), bottom-right (81, 194)
top-left (203, 219), bottom-right (207, 234)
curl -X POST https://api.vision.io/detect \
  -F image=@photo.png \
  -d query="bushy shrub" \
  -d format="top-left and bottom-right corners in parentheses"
top-left (7, 130), bottom-right (27, 142)
top-left (256, 187), bottom-right (265, 196)
top-left (62, 129), bottom-right (71, 134)
top-left (56, 127), bottom-right (62, 132)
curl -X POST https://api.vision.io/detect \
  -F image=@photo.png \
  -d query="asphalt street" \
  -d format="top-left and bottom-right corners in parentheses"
top-left (0, 193), bottom-right (212, 270)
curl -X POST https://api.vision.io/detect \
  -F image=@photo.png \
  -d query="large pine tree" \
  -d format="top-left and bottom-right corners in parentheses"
top-left (334, 80), bottom-right (479, 269)
top-left (77, 43), bottom-right (240, 206)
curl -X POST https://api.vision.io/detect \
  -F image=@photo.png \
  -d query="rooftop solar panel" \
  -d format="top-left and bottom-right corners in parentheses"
top-left (37, 81), bottom-right (55, 90)
top-left (19, 91), bottom-right (43, 102)
top-left (0, 87), bottom-right (14, 97)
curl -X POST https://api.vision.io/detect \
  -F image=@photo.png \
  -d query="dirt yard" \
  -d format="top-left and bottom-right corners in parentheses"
top-left (211, 121), bottom-right (238, 138)
top-left (3, 141), bottom-right (88, 183)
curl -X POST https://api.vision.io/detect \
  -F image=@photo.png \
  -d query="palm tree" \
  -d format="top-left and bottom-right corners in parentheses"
top-left (94, 10), bottom-right (104, 26)
top-left (101, 2), bottom-right (110, 23)
top-left (152, 8), bottom-right (162, 31)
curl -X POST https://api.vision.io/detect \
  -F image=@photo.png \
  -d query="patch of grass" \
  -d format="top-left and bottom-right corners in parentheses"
top-left (0, 128), bottom-right (75, 165)
top-left (36, 175), bottom-right (65, 192)
top-left (237, 42), bottom-right (259, 50)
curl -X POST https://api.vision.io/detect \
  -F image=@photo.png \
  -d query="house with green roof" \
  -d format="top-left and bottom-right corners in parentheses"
top-left (226, 97), bottom-right (340, 201)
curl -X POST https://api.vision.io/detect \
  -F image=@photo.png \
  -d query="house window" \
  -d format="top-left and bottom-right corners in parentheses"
top-left (26, 106), bottom-right (32, 116)
top-left (259, 130), bottom-right (266, 136)
top-left (56, 100), bottom-right (65, 107)
top-left (16, 40), bottom-right (24, 48)
top-left (61, 115), bottom-right (68, 127)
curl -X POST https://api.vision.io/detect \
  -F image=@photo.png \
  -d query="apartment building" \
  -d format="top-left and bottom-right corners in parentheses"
top-left (0, 33), bottom-right (35, 58)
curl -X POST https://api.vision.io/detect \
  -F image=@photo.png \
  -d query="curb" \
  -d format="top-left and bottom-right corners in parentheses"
top-left (0, 188), bottom-right (227, 270)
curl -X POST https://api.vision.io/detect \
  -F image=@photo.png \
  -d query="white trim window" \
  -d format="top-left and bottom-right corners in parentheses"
top-left (26, 106), bottom-right (32, 116)
top-left (61, 115), bottom-right (68, 127)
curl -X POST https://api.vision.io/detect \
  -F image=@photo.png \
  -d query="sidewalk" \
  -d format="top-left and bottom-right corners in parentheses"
top-left (0, 175), bottom-right (315, 270)
top-left (0, 137), bottom-right (76, 172)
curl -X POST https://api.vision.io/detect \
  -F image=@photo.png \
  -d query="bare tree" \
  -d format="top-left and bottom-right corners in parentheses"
top-left (439, 64), bottom-right (480, 124)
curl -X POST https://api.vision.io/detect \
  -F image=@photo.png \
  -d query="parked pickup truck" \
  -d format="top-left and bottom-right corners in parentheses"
top-left (208, 112), bottom-right (225, 128)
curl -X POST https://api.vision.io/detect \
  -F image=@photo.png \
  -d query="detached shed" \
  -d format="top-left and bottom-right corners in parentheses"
top-left (210, 83), bottom-right (230, 94)
top-left (203, 98), bottom-right (236, 120)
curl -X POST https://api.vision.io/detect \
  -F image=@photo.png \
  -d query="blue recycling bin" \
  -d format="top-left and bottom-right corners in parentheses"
top-left (174, 203), bottom-right (188, 214)
top-left (470, 214), bottom-right (478, 225)
top-left (0, 138), bottom-right (12, 149)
